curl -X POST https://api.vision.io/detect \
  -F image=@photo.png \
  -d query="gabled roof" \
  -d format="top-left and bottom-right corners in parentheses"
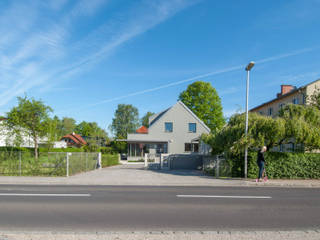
top-left (61, 132), bottom-right (87, 145)
top-left (250, 78), bottom-right (320, 112)
top-left (148, 101), bottom-right (211, 132)
top-left (178, 101), bottom-right (211, 132)
top-left (136, 126), bottom-right (148, 134)
top-left (149, 108), bottom-right (171, 127)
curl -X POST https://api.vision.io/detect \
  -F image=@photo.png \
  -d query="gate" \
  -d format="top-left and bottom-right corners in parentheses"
top-left (169, 154), bottom-right (203, 170)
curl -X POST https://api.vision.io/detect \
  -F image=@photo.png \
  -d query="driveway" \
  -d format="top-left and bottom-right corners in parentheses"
top-left (60, 163), bottom-right (247, 186)
top-left (0, 163), bottom-right (319, 187)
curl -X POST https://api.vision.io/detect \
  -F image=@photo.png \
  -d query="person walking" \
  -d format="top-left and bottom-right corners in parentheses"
top-left (256, 146), bottom-right (267, 182)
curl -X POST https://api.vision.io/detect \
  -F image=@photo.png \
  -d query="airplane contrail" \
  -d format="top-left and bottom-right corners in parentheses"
top-left (61, 46), bottom-right (316, 112)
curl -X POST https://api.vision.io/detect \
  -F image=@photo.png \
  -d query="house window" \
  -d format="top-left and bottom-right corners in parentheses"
top-left (268, 107), bottom-right (273, 116)
top-left (292, 98), bottom-right (299, 104)
top-left (185, 143), bottom-right (199, 152)
top-left (193, 143), bottom-right (199, 152)
top-left (188, 123), bottom-right (196, 133)
top-left (279, 103), bottom-right (285, 109)
top-left (165, 122), bottom-right (173, 132)
top-left (185, 143), bottom-right (192, 152)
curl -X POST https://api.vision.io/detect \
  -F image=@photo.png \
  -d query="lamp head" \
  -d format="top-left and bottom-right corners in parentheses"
top-left (245, 61), bottom-right (255, 71)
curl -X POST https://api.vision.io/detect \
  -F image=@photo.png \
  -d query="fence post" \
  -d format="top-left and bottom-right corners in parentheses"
top-left (97, 152), bottom-right (102, 169)
top-left (85, 153), bottom-right (87, 171)
top-left (160, 154), bottom-right (163, 169)
top-left (144, 153), bottom-right (148, 168)
top-left (216, 155), bottom-right (219, 178)
top-left (66, 153), bottom-right (69, 177)
top-left (19, 151), bottom-right (22, 176)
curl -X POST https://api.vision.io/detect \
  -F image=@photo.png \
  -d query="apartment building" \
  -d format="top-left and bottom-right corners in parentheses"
top-left (250, 79), bottom-right (320, 152)
top-left (250, 79), bottom-right (320, 117)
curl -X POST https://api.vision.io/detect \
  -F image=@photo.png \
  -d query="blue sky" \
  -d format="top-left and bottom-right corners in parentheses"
top-left (1, 0), bottom-right (320, 135)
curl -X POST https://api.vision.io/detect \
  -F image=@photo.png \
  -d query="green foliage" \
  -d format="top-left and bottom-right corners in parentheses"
top-left (6, 96), bottom-right (52, 159)
top-left (100, 147), bottom-right (116, 154)
top-left (141, 111), bottom-right (154, 128)
top-left (179, 81), bottom-right (225, 133)
top-left (207, 104), bottom-right (320, 155)
top-left (279, 104), bottom-right (320, 150)
top-left (110, 104), bottom-right (139, 138)
top-left (39, 147), bottom-right (84, 152)
top-left (110, 140), bottom-right (127, 153)
top-left (57, 117), bottom-right (77, 136)
top-left (308, 88), bottom-right (320, 110)
top-left (101, 154), bottom-right (119, 168)
top-left (205, 113), bottom-right (285, 155)
top-left (247, 152), bottom-right (320, 179)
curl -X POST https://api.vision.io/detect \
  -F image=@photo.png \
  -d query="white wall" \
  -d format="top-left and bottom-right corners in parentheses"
top-left (128, 102), bottom-right (210, 154)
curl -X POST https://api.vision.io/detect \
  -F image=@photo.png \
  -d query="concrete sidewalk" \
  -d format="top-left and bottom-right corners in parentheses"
top-left (0, 230), bottom-right (319, 240)
top-left (0, 164), bottom-right (319, 187)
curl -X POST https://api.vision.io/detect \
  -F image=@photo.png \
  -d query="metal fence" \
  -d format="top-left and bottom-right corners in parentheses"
top-left (202, 155), bottom-right (232, 178)
top-left (0, 151), bottom-right (100, 177)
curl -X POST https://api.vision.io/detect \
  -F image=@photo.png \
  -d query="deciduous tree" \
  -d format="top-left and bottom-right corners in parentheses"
top-left (110, 104), bottom-right (139, 138)
top-left (6, 96), bottom-right (52, 159)
top-left (141, 112), bottom-right (154, 128)
top-left (179, 81), bottom-right (225, 133)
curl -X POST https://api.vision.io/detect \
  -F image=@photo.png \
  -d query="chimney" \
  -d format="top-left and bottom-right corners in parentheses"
top-left (277, 85), bottom-right (295, 97)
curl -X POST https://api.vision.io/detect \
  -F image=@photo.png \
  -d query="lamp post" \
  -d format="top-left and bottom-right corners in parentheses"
top-left (244, 61), bottom-right (255, 179)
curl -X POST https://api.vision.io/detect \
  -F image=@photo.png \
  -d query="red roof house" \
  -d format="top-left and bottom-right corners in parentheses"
top-left (60, 132), bottom-right (87, 147)
top-left (135, 126), bottom-right (148, 134)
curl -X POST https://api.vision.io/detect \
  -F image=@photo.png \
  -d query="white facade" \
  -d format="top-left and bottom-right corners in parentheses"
top-left (127, 101), bottom-right (211, 159)
top-left (0, 121), bottom-right (66, 148)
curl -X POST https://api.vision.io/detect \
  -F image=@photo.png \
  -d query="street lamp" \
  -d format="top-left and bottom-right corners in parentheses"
top-left (244, 61), bottom-right (255, 179)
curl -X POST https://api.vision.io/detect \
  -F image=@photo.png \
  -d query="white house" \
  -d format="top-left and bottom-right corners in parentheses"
top-left (0, 119), bottom-right (67, 148)
top-left (125, 101), bottom-right (211, 160)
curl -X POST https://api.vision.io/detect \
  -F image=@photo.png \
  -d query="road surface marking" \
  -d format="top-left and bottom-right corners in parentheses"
top-left (177, 195), bottom-right (271, 199)
top-left (0, 193), bottom-right (91, 197)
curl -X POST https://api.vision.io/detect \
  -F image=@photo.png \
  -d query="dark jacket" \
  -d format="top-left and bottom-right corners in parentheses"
top-left (257, 151), bottom-right (265, 163)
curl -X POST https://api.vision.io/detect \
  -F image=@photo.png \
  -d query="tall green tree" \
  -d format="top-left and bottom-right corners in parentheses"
top-left (141, 111), bottom-right (154, 128)
top-left (76, 121), bottom-right (108, 146)
top-left (6, 96), bottom-right (52, 159)
top-left (110, 104), bottom-right (139, 138)
top-left (59, 117), bottom-right (77, 136)
top-left (179, 81), bottom-right (225, 133)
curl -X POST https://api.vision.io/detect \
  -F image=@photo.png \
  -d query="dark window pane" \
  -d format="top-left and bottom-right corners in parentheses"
top-left (189, 123), bottom-right (196, 133)
top-left (193, 143), bottom-right (199, 152)
top-left (165, 122), bottom-right (173, 132)
top-left (185, 143), bottom-right (191, 152)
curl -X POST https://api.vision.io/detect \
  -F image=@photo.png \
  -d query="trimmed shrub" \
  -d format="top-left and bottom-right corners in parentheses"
top-left (101, 154), bottom-right (119, 168)
top-left (247, 152), bottom-right (320, 179)
top-left (39, 147), bottom-right (84, 152)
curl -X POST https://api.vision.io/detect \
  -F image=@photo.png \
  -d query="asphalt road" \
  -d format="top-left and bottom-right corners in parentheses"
top-left (0, 185), bottom-right (319, 232)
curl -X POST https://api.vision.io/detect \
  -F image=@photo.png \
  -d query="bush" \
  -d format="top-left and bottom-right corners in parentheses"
top-left (100, 147), bottom-right (116, 154)
top-left (248, 152), bottom-right (320, 179)
top-left (39, 147), bottom-right (84, 153)
top-left (101, 154), bottom-right (119, 168)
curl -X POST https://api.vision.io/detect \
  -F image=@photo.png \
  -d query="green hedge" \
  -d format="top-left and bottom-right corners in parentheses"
top-left (101, 154), bottom-right (119, 168)
top-left (39, 147), bottom-right (85, 152)
top-left (247, 152), bottom-right (320, 179)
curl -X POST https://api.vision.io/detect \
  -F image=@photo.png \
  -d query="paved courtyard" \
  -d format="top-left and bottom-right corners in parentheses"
top-left (0, 163), bottom-right (319, 187)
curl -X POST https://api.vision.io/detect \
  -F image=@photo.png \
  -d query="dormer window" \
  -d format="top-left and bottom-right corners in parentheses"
top-left (165, 122), bottom-right (173, 132)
